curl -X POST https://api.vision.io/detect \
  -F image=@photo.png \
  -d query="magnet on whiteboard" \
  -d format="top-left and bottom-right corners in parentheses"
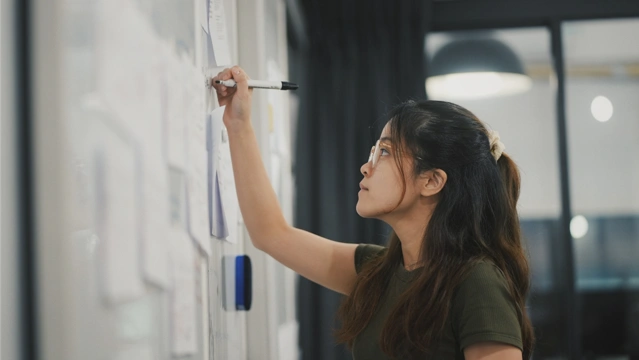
top-left (235, 255), bottom-right (252, 311)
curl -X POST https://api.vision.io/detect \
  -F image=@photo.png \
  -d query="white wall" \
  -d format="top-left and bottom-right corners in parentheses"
top-left (1, 0), bottom-right (21, 359)
top-left (450, 80), bottom-right (561, 219)
top-left (565, 79), bottom-right (639, 216)
top-left (446, 78), bottom-right (639, 218)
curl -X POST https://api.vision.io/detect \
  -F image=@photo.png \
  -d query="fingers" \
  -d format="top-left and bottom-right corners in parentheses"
top-left (230, 65), bottom-right (250, 97)
top-left (213, 68), bottom-right (234, 97)
top-left (215, 68), bottom-right (232, 80)
top-left (212, 66), bottom-right (251, 99)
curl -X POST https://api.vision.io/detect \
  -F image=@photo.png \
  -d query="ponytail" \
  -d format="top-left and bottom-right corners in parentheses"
top-left (497, 152), bottom-right (521, 208)
top-left (495, 151), bottom-right (535, 359)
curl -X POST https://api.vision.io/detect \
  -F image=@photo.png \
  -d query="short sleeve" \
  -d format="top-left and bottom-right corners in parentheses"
top-left (354, 244), bottom-right (386, 275)
top-left (451, 262), bottom-right (523, 351)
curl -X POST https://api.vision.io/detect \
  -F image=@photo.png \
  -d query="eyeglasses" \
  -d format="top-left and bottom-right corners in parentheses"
top-left (367, 140), bottom-right (389, 168)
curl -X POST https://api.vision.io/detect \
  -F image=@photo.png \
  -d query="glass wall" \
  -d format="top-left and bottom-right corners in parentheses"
top-left (564, 18), bottom-right (639, 358)
top-left (426, 27), bottom-right (569, 358)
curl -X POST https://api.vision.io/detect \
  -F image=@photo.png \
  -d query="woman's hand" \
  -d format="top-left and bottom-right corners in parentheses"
top-left (212, 65), bottom-right (253, 131)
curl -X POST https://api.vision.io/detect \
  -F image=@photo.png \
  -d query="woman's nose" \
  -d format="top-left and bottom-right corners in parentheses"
top-left (360, 162), bottom-right (370, 176)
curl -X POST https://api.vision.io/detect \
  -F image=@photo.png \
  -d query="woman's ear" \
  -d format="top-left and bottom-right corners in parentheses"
top-left (420, 169), bottom-right (447, 197)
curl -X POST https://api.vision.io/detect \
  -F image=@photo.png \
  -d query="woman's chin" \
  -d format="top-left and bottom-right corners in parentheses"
top-left (355, 203), bottom-right (365, 217)
top-left (356, 203), bottom-right (374, 218)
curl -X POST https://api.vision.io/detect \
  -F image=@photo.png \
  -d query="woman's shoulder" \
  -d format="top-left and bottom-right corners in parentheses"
top-left (452, 260), bottom-right (517, 318)
top-left (463, 260), bottom-right (508, 284)
top-left (451, 259), bottom-right (523, 351)
top-left (354, 244), bottom-right (387, 274)
top-left (455, 259), bottom-right (511, 299)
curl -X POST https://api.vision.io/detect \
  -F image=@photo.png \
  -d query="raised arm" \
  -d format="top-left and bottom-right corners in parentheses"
top-left (212, 66), bottom-right (359, 295)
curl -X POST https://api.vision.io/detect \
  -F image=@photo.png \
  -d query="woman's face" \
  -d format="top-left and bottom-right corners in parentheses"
top-left (356, 123), bottom-right (422, 220)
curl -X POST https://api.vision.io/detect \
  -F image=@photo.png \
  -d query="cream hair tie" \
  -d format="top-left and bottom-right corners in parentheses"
top-left (488, 130), bottom-right (506, 161)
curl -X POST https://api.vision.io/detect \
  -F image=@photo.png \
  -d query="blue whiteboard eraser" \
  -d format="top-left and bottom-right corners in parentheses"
top-left (235, 255), bottom-right (252, 311)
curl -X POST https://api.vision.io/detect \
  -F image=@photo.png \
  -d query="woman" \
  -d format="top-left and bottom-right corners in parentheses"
top-left (213, 66), bottom-right (534, 360)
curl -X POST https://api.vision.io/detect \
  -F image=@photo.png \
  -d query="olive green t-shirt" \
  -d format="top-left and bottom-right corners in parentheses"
top-left (352, 244), bottom-right (523, 360)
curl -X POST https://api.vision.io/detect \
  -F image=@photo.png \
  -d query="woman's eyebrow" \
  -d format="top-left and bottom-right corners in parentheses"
top-left (380, 136), bottom-right (392, 142)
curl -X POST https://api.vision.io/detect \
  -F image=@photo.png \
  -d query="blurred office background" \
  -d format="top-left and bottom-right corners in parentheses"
top-left (288, 1), bottom-right (639, 359)
top-left (2, 1), bottom-right (639, 360)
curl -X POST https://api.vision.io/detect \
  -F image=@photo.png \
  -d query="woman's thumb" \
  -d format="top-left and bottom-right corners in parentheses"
top-left (230, 66), bottom-right (249, 96)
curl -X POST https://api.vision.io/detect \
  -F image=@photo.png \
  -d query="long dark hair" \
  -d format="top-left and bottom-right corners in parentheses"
top-left (335, 100), bottom-right (534, 358)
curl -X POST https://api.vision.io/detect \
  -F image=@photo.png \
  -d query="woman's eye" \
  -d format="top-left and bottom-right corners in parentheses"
top-left (380, 148), bottom-right (390, 155)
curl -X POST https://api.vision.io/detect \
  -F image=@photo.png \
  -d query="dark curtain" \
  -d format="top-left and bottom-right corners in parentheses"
top-left (288, 1), bottom-right (432, 359)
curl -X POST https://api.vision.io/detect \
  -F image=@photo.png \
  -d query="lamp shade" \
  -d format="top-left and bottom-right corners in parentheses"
top-left (426, 38), bottom-right (532, 100)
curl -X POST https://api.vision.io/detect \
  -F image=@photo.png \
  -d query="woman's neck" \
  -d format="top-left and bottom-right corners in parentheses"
top-left (383, 194), bottom-right (437, 270)
top-left (391, 212), bottom-right (431, 270)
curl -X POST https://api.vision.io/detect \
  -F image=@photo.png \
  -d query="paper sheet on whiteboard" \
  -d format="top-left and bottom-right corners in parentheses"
top-left (138, 39), bottom-right (171, 288)
top-left (208, 106), bottom-right (228, 239)
top-left (113, 344), bottom-right (154, 360)
top-left (95, 1), bottom-right (153, 135)
top-left (170, 231), bottom-right (198, 356)
top-left (207, 0), bottom-right (232, 66)
top-left (199, 0), bottom-right (209, 32)
top-left (95, 123), bottom-right (144, 304)
top-left (185, 65), bottom-right (211, 255)
top-left (213, 124), bottom-right (239, 244)
top-left (165, 53), bottom-right (193, 169)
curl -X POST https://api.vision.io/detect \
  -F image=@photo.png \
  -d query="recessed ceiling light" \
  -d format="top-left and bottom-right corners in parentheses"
top-left (591, 96), bottom-right (613, 122)
top-left (570, 215), bottom-right (589, 239)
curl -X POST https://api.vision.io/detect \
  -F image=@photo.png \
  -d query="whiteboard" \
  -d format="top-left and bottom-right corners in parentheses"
top-left (29, 0), bottom-right (298, 359)
top-left (1, 2), bottom-right (23, 360)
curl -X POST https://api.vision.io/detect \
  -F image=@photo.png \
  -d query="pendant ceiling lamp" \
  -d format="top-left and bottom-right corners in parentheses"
top-left (426, 38), bottom-right (532, 100)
